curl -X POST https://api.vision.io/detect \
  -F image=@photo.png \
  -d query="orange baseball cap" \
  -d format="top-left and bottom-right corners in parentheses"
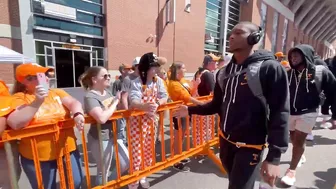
top-left (208, 53), bottom-right (220, 61)
top-left (281, 60), bottom-right (290, 67)
top-left (0, 96), bottom-right (15, 117)
top-left (275, 52), bottom-right (285, 58)
top-left (16, 63), bottom-right (53, 82)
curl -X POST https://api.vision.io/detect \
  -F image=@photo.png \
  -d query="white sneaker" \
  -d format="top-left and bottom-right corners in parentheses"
top-left (297, 155), bottom-right (306, 168)
top-left (306, 133), bottom-right (314, 141)
top-left (140, 177), bottom-right (150, 188)
top-left (321, 122), bottom-right (332, 129)
top-left (128, 183), bottom-right (139, 189)
top-left (281, 169), bottom-right (296, 186)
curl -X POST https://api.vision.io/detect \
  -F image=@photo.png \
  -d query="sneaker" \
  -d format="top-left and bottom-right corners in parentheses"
top-left (306, 133), bottom-right (314, 141)
top-left (180, 158), bottom-right (191, 164)
top-left (297, 154), bottom-right (306, 168)
top-left (128, 183), bottom-right (139, 189)
top-left (173, 162), bottom-right (190, 172)
top-left (281, 169), bottom-right (296, 186)
top-left (139, 177), bottom-right (150, 189)
top-left (321, 122), bottom-right (332, 129)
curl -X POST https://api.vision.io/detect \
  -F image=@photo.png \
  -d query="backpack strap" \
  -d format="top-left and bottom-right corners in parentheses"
top-left (246, 61), bottom-right (269, 118)
top-left (217, 65), bottom-right (248, 92)
top-left (315, 65), bottom-right (325, 94)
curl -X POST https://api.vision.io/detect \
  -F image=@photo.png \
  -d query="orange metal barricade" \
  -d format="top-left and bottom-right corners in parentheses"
top-left (0, 95), bottom-right (225, 189)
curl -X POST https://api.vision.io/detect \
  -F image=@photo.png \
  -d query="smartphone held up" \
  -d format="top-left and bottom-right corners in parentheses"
top-left (37, 73), bottom-right (49, 91)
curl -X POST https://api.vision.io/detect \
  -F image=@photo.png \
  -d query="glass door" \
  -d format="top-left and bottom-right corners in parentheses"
top-left (74, 51), bottom-right (91, 87)
top-left (44, 46), bottom-right (57, 88)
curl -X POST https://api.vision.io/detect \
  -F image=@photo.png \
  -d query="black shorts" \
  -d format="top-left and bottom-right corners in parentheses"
top-left (173, 117), bottom-right (188, 130)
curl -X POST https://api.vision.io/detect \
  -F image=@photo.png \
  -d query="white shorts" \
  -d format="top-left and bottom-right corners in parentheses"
top-left (289, 112), bottom-right (318, 134)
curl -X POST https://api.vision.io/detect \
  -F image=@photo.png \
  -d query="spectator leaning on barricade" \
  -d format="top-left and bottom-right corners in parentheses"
top-left (167, 62), bottom-right (205, 172)
top-left (128, 52), bottom-right (168, 189)
top-left (6, 63), bottom-right (85, 189)
top-left (111, 63), bottom-right (133, 96)
top-left (191, 54), bottom-right (218, 146)
top-left (80, 66), bottom-right (129, 186)
top-left (121, 57), bottom-right (141, 93)
top-left (0, 80), bottom-right (22, 189)
top-left (175, 21), bottom-right (289, 188)
top-left (282, 44), bottom-right (336, 186)
top-left (111, 63), bottom-right (132, 145)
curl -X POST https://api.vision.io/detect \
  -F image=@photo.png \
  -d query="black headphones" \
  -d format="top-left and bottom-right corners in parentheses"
top-left (247, 26), bottom-right (263, 46)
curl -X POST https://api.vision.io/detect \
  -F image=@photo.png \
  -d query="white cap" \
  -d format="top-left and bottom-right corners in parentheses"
top-left (132, 57), bottom-right (141, 66)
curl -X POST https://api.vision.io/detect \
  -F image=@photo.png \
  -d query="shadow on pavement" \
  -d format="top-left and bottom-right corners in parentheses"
top-left (310, 135), bottom-right (336, 146)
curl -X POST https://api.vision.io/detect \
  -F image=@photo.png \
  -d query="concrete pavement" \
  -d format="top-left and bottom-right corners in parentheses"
top-left (17, 119), bottom-right (336, 189)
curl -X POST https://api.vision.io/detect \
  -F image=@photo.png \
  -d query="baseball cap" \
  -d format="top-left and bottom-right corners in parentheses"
top-left (281, 60), bottom-right (290, 67)
top-left (275, 52), bottom-right (285, 58)
top-left (0, 96), bottom-right (15, 117)
top-left (132, 57), bottom-right (141, 66)
top-left (16, 63), bottom-right (53, 83)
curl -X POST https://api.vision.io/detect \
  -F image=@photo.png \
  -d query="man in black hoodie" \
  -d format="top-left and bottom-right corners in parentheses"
top-left (282, 44), bottom-right (336, 186)
top-left (174, 22), bottom-right (289, 188)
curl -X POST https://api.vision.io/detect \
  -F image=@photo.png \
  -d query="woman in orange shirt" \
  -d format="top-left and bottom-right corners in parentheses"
top-left (167, 62), bottom-right (204, 172)
top-left (7, 63), bottom-right (85, 189)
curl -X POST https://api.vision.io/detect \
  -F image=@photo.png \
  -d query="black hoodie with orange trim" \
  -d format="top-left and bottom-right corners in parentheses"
top-left (188, 50), bottom-right (289, 165)
top-left (288, 44), bottom-right (336, 119)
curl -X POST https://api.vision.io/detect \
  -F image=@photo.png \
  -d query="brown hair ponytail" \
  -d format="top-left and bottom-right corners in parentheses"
top-left (169, 62), bottom-right (184, 81)
top-left (79, 66), bottom-right (104, 90)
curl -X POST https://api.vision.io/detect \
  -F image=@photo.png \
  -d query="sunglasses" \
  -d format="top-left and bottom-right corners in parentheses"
top-left (26, 75), bottom-right (37, 81)
top-left (103, 74), bottom-right (111, 80)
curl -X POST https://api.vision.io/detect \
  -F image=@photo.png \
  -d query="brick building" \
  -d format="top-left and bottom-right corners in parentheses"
top-left (0, 0), bottom-right (335, 86)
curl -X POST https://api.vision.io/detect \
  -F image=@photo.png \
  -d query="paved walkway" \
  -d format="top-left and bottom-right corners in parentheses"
top-left (17, 118), bottom-right (336, 189)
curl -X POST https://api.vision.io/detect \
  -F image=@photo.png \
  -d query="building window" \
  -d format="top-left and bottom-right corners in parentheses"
top-left (282, 18), bottom-right (289, 53)
top-left (259, 3), bottom-right (267, 49)
top-left (34, 15), bottom-right (103, 36)
top-left (271, 11), bottom-right (279, 52)
top-left (204, 0), bottom-right (223, 53)
top-left (45, 0), bottom-right (103, 14)
top-left (225, 0), bottom-right (240, 51)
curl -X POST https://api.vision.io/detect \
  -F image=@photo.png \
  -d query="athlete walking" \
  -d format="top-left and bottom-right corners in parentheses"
top-left (174, 21), bottom-right (289, 188)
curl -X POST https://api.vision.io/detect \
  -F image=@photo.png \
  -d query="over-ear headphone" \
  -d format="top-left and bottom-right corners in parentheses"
top-left (247, 26), bottom-right (263, 46)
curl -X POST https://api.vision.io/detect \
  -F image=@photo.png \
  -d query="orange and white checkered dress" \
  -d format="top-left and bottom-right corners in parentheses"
top-left (195, 115), bottom-right (214, 146)
top-left (129, 81), bottom-right (158, 172)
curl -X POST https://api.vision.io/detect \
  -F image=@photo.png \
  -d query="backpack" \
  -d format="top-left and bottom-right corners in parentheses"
top-left (217, 61), bottom-right (269, 118)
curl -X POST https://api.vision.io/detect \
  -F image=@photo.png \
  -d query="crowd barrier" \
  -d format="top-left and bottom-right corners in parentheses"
top-left (0, 95), bottom-right (225, 189)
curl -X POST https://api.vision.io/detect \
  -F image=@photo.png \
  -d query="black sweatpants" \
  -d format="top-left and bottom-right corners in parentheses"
top-left (219, 137), bottom-right (264, 189)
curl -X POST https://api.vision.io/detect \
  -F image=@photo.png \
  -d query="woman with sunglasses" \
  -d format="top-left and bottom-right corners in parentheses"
top-left (128, 52), bottom-right (168, 189)
top-left (80, 66), bottom-right (129, 186)
top-left (7, 63), bottom-right (85, 189)
top-left (167, 62), bottom-right (205, 172)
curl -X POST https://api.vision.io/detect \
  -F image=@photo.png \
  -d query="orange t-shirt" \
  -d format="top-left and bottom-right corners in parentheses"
top-left (0, 80), bottom-right (14, 148)
top-left (13, 89), bottom-right (77, 161)
top-left (167, 78), bottom-right (193, 104)
top-left (0, 80), bottom-right (10, 96)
